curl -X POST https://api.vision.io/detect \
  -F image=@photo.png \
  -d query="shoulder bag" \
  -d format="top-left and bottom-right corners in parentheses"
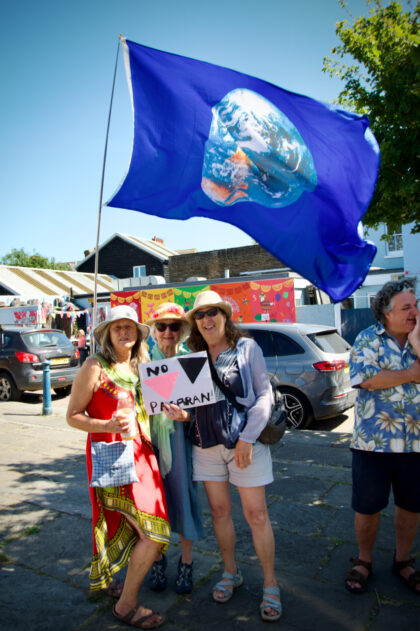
top-left (207, 354), bottom-right (287, 445)
top-left (258, 390), bottom-right (288, 445)
top-left (90, 438), bottom-right (140, 488)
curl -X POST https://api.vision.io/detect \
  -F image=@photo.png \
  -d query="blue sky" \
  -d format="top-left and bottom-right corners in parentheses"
top-left (1, 0), bottom-right (377, 264)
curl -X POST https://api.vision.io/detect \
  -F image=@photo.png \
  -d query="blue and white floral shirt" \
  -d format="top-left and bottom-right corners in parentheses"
top-left (350, 323), bottom-right (420, 453)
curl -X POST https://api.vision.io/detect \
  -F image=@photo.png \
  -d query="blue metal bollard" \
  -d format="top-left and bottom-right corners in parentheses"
top-left (42, 360), bottom-right (52, 415)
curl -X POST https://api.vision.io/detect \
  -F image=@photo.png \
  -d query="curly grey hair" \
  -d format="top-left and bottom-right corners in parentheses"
top-left (371, 278), bottom-right (417, 324)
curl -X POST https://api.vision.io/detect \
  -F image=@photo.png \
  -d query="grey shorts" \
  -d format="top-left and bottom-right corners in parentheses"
top-left (192, 441), bottom-right (273, 487)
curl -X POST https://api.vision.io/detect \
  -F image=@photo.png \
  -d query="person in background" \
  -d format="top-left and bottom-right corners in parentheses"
top-left (77, 328), bottom-right (88, 364)
top-left (67, 306), bottom-right (170, 629)
top-left (345, 279), bottom-right (420, 595)
top-left (146, 302), bottom-right (204, 594)
top-left (163, 290), bottom-right (281, 622)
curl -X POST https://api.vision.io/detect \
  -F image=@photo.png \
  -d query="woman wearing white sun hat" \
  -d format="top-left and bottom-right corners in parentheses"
top-left (67, 305), bottom-right (169, 629)
top-left (164, 290), bottom-right (281, 622)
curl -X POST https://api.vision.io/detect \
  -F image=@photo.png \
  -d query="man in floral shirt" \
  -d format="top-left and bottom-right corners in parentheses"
top-left (345, 278), bottom-right (420, 595)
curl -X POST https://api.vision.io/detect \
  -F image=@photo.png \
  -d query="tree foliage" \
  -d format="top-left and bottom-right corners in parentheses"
top-left (323, 0), bottom-right (419, 233)
top-left (1, 248), bottom-right (71, 270)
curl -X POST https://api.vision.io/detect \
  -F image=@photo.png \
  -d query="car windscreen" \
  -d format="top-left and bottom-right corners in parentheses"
top-left (22, 331), bottom-right (74, 349)
top-left (307, 330), bottom-right (351, 353)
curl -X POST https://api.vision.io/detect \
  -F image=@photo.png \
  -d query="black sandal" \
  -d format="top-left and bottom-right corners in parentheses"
top-left (175, 556), bottom-right (193, 594)
top-left (345, 557), bottom-right (372, 594)
top-left (149, 555), bottom-right (167, 592)
top-left (392, 556), bottom-right (420, 595)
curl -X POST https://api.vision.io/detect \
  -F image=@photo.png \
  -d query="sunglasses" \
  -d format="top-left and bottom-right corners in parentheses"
top-left (391, 279), bottom-right (415, 292)
top-left (155, 321), bottom-right (182, 333)
top-left (193, 307), bottom-right (220, 320)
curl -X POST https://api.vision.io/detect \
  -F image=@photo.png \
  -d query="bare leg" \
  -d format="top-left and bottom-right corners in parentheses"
top-left (179, 534), bottom-right (193, 564)
top-left (394, 506), bottom-right (420, 592)
top-left (238, 485), bottom-right (278, 617)
top-left (204, 480), bottom-right (237, 599)
top-left (114, 514), bottom-right (164, 624)
top-left (346, 512), bottom-right (380, 590)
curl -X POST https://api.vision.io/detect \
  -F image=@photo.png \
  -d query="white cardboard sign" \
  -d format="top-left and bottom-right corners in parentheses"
top-left (139, 351), bottom-right (215, 415)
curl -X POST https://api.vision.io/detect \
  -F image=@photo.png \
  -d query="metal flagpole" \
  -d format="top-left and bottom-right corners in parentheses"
top-left (92, 34), bottom-right (122, 353)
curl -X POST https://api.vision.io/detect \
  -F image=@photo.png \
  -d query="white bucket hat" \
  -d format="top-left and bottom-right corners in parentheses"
top-left (93, 305), bottom-right (150, 345)
top-left (186, 290), bottom-right (233, 323)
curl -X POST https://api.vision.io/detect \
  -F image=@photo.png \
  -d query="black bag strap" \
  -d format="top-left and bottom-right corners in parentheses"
top-left (207, 352), bottom-right (245, 412)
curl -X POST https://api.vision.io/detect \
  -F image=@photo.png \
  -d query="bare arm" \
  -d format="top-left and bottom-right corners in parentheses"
top-left (66, 357), bottom-right (130, 434)
top-left (360, 359), bottom-right (420, 391)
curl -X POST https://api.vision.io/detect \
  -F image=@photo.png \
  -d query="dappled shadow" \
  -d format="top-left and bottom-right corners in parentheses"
top-left (1, 420), bottom-right (419, 631)
top-left (310, 412), bottom-right (352, 432)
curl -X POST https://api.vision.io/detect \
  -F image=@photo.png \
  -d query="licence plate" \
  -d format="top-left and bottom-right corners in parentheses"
top-left (50, 357), bottom-right (70, 366)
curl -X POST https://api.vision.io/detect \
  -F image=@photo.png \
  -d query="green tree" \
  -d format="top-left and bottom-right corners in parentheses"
top-left (323, 0), bottom-right (419, 233)
top-left (1, 248), bottom-right (71, 270)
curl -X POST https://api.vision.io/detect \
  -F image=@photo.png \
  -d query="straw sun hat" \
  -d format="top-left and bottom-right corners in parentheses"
top-left (186, 290), bottom-right (233, 324)
top-left (146, 302), bottom-right (188, 325)
top-left (93, 305), bottom-right (150, 345)
top-left (146, 302), bottom-right (190, 343)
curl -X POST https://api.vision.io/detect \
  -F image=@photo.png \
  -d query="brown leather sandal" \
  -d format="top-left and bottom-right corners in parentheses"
top-left (345, 557), bottom-right (372, 594)
top-left (112, 604), bottom-right (165, 628)
top-left (392, 557), bottom-right (420, 595)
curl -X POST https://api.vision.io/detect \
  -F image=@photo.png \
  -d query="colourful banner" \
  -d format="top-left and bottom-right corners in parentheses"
top-left (110, 290), bottom-right (142, 318)
top-left (111, 279), bottom-right (295, 324)
top-left (210, 282), bottom-right (252, 323)
top-left (140, 288), bottom-right (175, 323)
top-left (250, 279), bottom-right (295, 322)
top-left (173, 285), bottom-right (210, 314)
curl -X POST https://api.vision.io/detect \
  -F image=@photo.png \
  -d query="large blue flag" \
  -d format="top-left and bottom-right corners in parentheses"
top-left (107, 39), bottom-right (380, 301)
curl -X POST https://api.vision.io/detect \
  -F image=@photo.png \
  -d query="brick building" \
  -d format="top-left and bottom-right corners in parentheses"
top-left (168, 244), bottom-right (286, 282)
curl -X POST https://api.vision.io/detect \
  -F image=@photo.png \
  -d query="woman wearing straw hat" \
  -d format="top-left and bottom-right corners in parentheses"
top-left (67, 305), bottom-right (170, 629)
top-left (164, 290), bottom-right (281, 622)
top-left (146, 302), bottom-right (204, 594)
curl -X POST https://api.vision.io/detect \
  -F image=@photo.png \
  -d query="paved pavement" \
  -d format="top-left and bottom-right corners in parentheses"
top-left (0, 395), bottom-right (419, 630)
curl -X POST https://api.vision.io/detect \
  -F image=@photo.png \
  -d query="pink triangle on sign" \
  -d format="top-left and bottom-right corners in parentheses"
top-left (143, 370), bottom-right (180, 400)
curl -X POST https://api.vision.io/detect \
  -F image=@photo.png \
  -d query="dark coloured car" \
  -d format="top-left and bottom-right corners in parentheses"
top-left (0, 325), bottom-right (80, 401)
top-left (240, 322), bottom-right (356, 429)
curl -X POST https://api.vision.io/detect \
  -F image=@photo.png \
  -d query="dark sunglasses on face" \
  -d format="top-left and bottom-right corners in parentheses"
top-left (155, 321), bottom-right (182, 332)
top-left (193, 307), bottom-right (220, 320)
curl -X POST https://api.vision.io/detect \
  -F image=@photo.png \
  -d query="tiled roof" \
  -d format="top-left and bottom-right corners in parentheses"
top-left (76, 233), bottom-right (179, 267)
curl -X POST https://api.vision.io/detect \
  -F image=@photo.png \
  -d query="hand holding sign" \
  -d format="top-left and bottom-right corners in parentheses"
top-left (162, 403), bottom-right (190, 422)
top-left (139, 351), bottom-right (215, 416)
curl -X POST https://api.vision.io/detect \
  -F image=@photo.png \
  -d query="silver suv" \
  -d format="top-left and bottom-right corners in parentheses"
top-left (0, 326), bottom-right (80, 401)
top-left (240, 322), bottom-right (356, 429)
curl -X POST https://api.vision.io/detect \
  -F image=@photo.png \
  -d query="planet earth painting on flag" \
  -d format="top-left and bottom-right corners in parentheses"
top-left (201, 89), bottom-right (317, 207)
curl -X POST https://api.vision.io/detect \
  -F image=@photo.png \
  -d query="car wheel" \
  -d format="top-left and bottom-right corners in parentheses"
top-left (279, 388), bottom-right (313, 430)
top-left (54, 385), bottom-right (72, 398)
top-left (0, 373), bottom-right (22, 402)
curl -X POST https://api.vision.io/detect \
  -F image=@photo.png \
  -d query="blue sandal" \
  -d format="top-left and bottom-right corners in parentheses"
top-left (260, 586), bottom-right (282, 622)
top-left (212, 568), bottom-right (243, 603)
top-left (175, 556), bottom-right (193, 594)
top-left (149, 555), bottom-right (167, 592)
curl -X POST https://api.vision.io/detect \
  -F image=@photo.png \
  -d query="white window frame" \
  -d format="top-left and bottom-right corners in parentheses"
top-left (385, 226), bottom-right (403, 258)
top-left (133, 265), bottom-right (146, 278)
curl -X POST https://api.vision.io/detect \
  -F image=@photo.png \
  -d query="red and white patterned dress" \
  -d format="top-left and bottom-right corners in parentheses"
top-left (86, 355), bottom-right (170, 591)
